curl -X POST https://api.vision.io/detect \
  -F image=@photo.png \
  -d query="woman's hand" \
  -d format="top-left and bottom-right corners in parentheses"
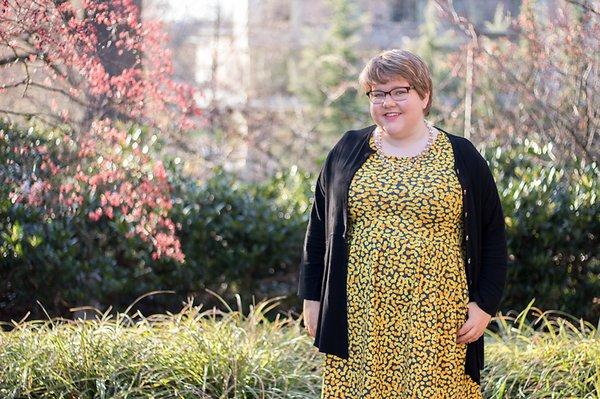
top-left (456, 301), bottom-right (492, 344)
top-left (303, 299), bottom-right (320, 338)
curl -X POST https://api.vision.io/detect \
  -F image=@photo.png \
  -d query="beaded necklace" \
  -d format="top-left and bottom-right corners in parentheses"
top-left (373, 120), bottom-right (437, 171)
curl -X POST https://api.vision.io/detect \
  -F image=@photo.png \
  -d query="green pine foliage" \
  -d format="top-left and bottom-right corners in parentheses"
top-left (289, 0), bottom-right (371, 145)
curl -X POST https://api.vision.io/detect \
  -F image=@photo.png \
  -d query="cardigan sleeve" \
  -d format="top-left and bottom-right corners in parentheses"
top-left (297, 162), bottom-right (328, 301)
top-left (473, 155), bottom-right (508, 317)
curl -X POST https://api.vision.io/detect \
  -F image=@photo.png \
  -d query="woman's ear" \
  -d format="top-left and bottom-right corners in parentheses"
top-left (421, 91), bottom-right (430, 111)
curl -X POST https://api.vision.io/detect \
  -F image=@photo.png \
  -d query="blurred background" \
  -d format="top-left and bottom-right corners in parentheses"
top-left (1, 0), bottom-right (598, 324)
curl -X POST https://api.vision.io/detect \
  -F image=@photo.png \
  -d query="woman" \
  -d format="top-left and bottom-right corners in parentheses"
top-left (297, 49), bottom-right (508, 398)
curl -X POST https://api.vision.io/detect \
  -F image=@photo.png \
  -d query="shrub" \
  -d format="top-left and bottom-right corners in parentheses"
top-left (166, 163), bottom-right (313, 313)
top-left (481, 136), bottom-right (600, 322)
top-left (0, 121), bottom-right (315, 320)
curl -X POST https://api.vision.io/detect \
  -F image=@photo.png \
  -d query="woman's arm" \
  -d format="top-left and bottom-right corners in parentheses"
top-left (297, 165), bottom-right (327, 301)
top-left (473, 156), bottom-right (509, 317)
top-left (457, 153), bottom-right (508, 343)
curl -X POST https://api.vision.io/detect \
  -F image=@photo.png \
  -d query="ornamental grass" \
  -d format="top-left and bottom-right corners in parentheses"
top-left (0, 296), bottom-right (597, 398)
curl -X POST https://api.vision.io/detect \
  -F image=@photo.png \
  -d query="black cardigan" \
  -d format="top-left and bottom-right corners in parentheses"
top-left (297, 124), bottom-right (508, 385)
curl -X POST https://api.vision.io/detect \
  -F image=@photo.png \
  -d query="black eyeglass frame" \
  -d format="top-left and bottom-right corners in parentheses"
top-left (365, 85), bottom-right (415, 104)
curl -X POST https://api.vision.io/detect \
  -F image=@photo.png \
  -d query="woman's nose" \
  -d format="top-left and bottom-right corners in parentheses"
top-left (382, 94), bottom-right (395, 107)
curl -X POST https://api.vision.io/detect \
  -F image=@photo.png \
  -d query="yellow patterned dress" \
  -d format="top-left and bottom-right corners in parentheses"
top-left (321, 130), bottom-right (483, 398)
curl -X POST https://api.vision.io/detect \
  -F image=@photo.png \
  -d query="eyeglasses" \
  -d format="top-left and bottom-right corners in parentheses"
top-left (366, 86), bottom-right (415, 104)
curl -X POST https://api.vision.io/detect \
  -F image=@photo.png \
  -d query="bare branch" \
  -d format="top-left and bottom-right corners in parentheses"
top-left (565, 0), bottom-right (600, 16)
top-left (0, 78), bottom-right (29, 89)
top-left (433, 0), bottom-right (598, 163)
top-left (28, 82), bottom-right (89, 107)
top-left (0, 54), bottom-right (33, 66)
top-left (0, 107), bottom-right (63, 126)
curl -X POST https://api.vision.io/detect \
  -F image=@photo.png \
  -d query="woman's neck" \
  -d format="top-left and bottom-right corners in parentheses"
top-left (383, 120), bottom-right (427, 144)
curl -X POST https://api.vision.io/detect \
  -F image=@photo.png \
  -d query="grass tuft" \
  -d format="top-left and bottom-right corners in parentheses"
top-left (0, 296), bottom-right (597, 398)
top-left (0, 293), bottom-right (322, 398)
top-left (483, 299), bottom-right (599, 398)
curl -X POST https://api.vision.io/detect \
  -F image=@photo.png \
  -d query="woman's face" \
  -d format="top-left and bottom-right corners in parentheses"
top-left (368, 76), bottom-right (429, 138)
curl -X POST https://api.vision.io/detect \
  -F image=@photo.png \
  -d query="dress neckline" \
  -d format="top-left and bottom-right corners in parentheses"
top-left (368, 128), bottom-right (442, 161)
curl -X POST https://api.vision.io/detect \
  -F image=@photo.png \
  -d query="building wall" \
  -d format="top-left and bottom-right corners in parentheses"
top-left (142, 0), bottom-right (524, 177)
top-left (243, 0), bottom-right (521, 102)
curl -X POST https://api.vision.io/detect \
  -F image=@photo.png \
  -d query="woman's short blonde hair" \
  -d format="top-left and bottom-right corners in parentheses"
top-left (358, 49), bottom-right (433, 116)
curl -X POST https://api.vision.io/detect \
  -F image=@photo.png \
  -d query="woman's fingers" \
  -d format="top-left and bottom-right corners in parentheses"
top-left (309, 325), bottom-right (315, 338)
top-left (457, 320), bottom-right (474, 337)
top-left (457, 323), bottom-right (484, 344)
top-left (303, 315), bottom-right (316, 338)
top-left (456, 321), bottom-right (476, 344)
top-left (457, 330), bottom-right (480, 344)
top-left (303, 300), bottom-right (320, 338)
top-left (307, 316), bottom-right (317, 337)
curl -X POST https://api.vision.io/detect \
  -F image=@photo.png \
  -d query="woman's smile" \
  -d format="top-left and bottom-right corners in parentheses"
top-left (383, 112), bottom-right (401, 121)
top-left (368, 76), bottom-right (430, 139)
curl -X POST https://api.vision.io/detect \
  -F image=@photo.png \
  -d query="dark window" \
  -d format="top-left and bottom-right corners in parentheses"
top-left (272, 3), bottom-right (290, 21)
top-left (392, 0), bottom-right (418, 22)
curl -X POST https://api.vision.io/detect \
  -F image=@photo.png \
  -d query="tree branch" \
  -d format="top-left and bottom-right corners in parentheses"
top-left (565, 0), bottom-right (600, 16)
top-left (0, 54), bottom-right (33, 66)
top-left (433, 0), bottom-right (597, 163)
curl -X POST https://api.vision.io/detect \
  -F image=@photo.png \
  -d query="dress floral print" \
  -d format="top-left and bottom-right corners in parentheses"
top-left (321, 131), bottom-right (483, 398)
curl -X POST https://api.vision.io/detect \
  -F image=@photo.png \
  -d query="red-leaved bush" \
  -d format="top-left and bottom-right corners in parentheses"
top-left (1, 0), bottom-right (202, 262)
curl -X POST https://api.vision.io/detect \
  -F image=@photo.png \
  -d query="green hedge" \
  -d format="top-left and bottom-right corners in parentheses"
top-left (1, 122), bottom-right (598, 323)
top-left (0, 121), bottom-right (314, 320)
top-left (481, 137), bottom-right (600, 321)
top-left (0, 122), bottom-right (169, 319)
top-left (164, 164), bottom-right (313, 314)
